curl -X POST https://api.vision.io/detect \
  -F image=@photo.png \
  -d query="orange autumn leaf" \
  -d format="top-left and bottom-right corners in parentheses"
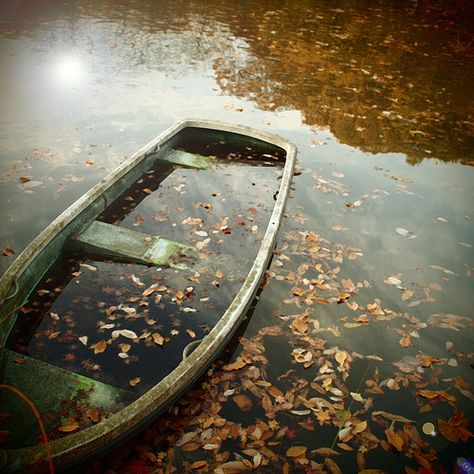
top-left (438, 413), bottom-right (474, 443)
top-left (286, 446), bottom-right (307, 458)
top-left (417, 390), bottom-right (456, 402)
top-left (189, 460), bottom-right (208, 470)
top-left (385, 426), bottom-right (404, 451)
top-left (91, 339), bottom-right (107, 354)
top-left (58, 420), bottom-right (80, 433)
top-left (129, 377), bottom-right (141, 387)
top-left (399, 335), bottom-right (411, 347)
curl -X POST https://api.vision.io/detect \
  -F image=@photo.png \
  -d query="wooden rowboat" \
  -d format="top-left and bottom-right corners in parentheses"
top-left (0, 119), bottom-right (296, 472)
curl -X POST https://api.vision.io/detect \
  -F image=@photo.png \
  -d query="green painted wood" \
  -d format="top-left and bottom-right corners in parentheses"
top-left (0, 348), bottom-right (129, 449)
top-left (157, 149), bottom-right (212, 169)
top-left (70, 220), bottom-right (194, 266)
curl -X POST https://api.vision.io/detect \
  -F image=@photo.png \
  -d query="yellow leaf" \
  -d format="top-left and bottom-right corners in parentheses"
top-left (286, 446), bottom-right (307, 458)
top-left (335, 350), bottom-right (348, 366)
top-left (129, 377), bottom-right (141, 387)
top-left (317, 410), bottom-right (330, 425)
top-left (152, 333), bottom-right (164, 346)
top-left (350, 392), bottom-right (365, 402)
top-left (352, 420), bottom-right (368, 435)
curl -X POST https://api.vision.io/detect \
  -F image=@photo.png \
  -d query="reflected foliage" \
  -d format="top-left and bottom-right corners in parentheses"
top-left (1, 0), bottom-right (472, 164)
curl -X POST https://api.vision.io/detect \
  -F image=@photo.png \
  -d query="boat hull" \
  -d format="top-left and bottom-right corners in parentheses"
top-left (0, 119), bottom-right (296, 472)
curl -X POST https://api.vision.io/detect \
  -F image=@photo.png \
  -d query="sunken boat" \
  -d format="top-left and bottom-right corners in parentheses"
top-left (0, 119), bottom-right (296, 472)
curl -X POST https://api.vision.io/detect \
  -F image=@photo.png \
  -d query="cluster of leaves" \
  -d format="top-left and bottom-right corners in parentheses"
top-left (91, 219), bottom-right (473, 473)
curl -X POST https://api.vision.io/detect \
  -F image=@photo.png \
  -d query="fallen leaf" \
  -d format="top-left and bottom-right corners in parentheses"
top-left (91, 339), bottom-right (107, 354)
top-left (286, 446), bottom-right (307, 458)
top-left (2, 248), bottom-right (15, 257)
top-left (399, 335), bottom-right (411, 347)
top-left (335, 350), bottom-right (348, 366)
top-left (58, 420), bottom-right (80, 433)
top-left (152, 333), bottom-right (164, 346)
top-left (326, 458), bottom-right (343, 474)
top-left (385, 426), bottom-right (404, 451)
top-left (112, 329), bottom-right (138, 340)
top-left (233, 394), bottom-right (253, 411)
top-left (129, 377), bottom-right (141, 387)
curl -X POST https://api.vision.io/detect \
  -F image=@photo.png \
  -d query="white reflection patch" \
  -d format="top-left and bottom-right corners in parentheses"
top-left (54, 56), bottom-right (84, 85)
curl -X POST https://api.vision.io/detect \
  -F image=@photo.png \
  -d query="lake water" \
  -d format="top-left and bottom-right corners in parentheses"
top-left (0, 0), bottom-right (473, 472)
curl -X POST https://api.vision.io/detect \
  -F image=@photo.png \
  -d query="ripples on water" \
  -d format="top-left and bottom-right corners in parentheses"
top-left (0, 0), bottom-right (473, 472)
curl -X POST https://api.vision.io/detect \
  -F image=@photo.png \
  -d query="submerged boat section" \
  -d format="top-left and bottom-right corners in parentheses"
top-left (0, 119), bottom-right (296, 471)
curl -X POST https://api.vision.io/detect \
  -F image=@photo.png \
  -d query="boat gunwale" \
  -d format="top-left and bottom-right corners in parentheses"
top-left (0, 119), bottom-right (296, 470)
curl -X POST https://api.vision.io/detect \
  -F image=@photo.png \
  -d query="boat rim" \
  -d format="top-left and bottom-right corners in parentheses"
top-left (0, 119), bottom-right (296, 469)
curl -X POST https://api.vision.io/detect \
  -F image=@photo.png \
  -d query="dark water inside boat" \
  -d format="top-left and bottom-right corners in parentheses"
top-left (4, 141), bottom-right (282, 446)
top-left (0, 0), bottom-right (473, 472)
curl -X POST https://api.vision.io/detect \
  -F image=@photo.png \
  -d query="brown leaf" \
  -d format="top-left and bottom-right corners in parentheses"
top-left (142, 286), bottom-right (156, 297)
top-left (85, 408), bottom-right (101, 423)
top-left (224, 358), bottom-right (247, 371)
top-left (313, 447), bottom-right (339, 456)
top-left (129, 377), bottom-right (141, 387)
top-left (181, 442), bottom-right (201, 452)
top-left (326, 458), bottom-right (343, 474)
top-left (286, 446), bottom-right (307, 458)
top-left (190, 460), bottom-right (209, 470)
top-left (58, 420), bottom-right (80, 432)
top-left (2, 248), bottom-right (15, 257)
top-left (233, 394), bottom-right (253, 412)
top-left (152, 333), bottom-right (164, 346)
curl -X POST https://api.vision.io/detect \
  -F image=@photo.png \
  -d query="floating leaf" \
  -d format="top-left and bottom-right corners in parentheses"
top-left (152, 333), bottom-right (164, 346)
top-left (286, 446), bottom-right (307, 458)
top-left (233, 394), bottom-right (253, 411)
top-left (1, 248), bottom-right (15, 257)
top-left (112, 329), bottom-right (138, 340)
top-left (224, 358), bottom-right (247, 371)
top-left (326, 458), bottom-right (343, 474)
top-left (385, 426), bottom-right (404, 451)
top-left (335, 350), bottom-right (348, 366)
top-left (58, 420), bottom-right (80, 433)
top-left (91, 339), bottom-right (107, 354)
top-left (399, 335), bottom-right (411, 347)
top-left (129, 377), bottom-right (141, 387)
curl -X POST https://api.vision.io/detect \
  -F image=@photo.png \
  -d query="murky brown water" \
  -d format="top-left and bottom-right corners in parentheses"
top-left (0, 0), bottom-right (473, 472)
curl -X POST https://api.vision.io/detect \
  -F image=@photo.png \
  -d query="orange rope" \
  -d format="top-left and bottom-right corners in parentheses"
top-left (0, 384), bottom-right (54, 474)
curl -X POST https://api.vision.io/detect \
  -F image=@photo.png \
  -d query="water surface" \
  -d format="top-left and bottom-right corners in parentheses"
top-left (0, 0), bottom-right (473, 472)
